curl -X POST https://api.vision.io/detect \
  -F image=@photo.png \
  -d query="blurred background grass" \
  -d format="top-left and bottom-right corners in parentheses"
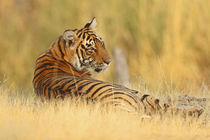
top-left (0, 0), bottom-right (209, 92)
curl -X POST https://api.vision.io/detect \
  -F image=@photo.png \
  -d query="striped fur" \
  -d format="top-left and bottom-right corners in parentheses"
top-left (33, 18), bottom-right (162, 114)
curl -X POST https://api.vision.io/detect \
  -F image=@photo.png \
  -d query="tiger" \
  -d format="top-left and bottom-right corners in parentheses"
top-left (32, 17), bottom-right (166, 114)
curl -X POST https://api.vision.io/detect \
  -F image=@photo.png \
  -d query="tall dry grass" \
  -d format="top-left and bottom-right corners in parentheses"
top-left (0, 0), bottom-right (209, 91)
top-left (0, 86), bottom-right (209, 140)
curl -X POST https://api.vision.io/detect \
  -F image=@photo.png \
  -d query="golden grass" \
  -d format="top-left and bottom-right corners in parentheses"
top-left (0, 86), bottom-right (209, 140)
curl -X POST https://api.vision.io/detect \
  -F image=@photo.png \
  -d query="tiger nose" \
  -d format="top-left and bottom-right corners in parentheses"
top-left (104, 58), bottom-right (112, 65)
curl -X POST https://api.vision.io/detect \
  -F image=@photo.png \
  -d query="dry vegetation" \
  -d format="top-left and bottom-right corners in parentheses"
top-left (0, 0), bottom-right (209, 139)
top-left (0, 86), bottom-right (209, 140)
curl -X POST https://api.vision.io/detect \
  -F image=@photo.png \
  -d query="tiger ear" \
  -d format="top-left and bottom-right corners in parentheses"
top-left (63, 30), bottom-right (76, 44)
top-left (84, 17), bottom-right (97, 30)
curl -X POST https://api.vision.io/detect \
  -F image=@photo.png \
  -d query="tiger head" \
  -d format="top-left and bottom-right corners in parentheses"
top-left (60, 17), bottom-right (111, 73)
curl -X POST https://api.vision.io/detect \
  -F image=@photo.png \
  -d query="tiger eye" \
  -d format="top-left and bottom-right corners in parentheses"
top-left (86, 49), bottom-right (94, 55)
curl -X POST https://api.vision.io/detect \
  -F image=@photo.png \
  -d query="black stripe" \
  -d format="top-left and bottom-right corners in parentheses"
top-left (66, 79), bottom-right (84, 89)
top-left (77, 29), bottom-right (83, 35)
top-left (82, 82), bottom-right (102, 96)
top-left (91, 48), bottom-right (96, 52)
top-left (56, 89), bottom-right (65, 97)
top-left (60, 79), bottom-right (75, 89)
top-left (37, 57), bottom-right (66, 66)
top-left (34, 67), bottom-right (66, 81)
top-left (65, 89), bottom-right (73, 98)
top-left (37, 59), bottom-right (51, 64)
top-left (37, 59), bottom-right (65, 67)
top-left (49, 77), bottom-right (72, 89)
top-left (141, 94), bottom-right (149, 102)
top-left (82, 32), bottom-right (86, 39)
top-left (64, 80), bottom-right (89, 93)
top-left (90, 84), bottom-right (112, 98)
top-left (35, 63), bottom-right (54, 72)
top-left (38, 77), bottom-right (63, 92)
top-left (72, 29), bottom-right (77, 32)
top-left (72, 91), bottom-right (78, 97)
top-left (86, 31), bottom-right (93, 34)
top-left (81, 44), bottom-right (86, 50)
top-left (112, 97), bottom-right (138, 111)
top-left (58, 37), bottom-right (64, 58)
top-left (77, 81), bottom-right (92, 91)
top-left (49, 56), bottom-right (68, 65)
top-left (33, 71), bottom-right (66, 84)
top-left (146, 99), bottom-right (155, 109)
top-left (99, 92), bottom-right (138, 104)
top-left (78, 32), bottom-right (82, 38)
top-left (84, 23), bottom-right (91, 28)
top-left (94, 88), bottom-right (114, 100)
top-left (86, 35), bottom-right (90, 40)
top-left (33, 75), bottom-right (48, 88)
top-left (38, 78), bottom-right (54, 92)
top-left (64, 29), bottom-right (71, 32)
top-left (90, 33), bottom-right (96, 37)
top-left (36, 54), bottom-right (51, 61)
top-left (48, 87), bottom-right (51, 99)
top-left (41, 78), bottom-right (54, 89)
top-left (76, 48), bottom-right (83, 65)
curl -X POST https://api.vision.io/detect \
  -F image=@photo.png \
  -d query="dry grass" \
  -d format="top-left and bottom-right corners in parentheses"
top-left (0, 86), bottom-right (209, 140)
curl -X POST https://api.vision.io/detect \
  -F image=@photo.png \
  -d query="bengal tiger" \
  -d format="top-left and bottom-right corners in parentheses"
top-left (32, 17), bottom-right (166, 114)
